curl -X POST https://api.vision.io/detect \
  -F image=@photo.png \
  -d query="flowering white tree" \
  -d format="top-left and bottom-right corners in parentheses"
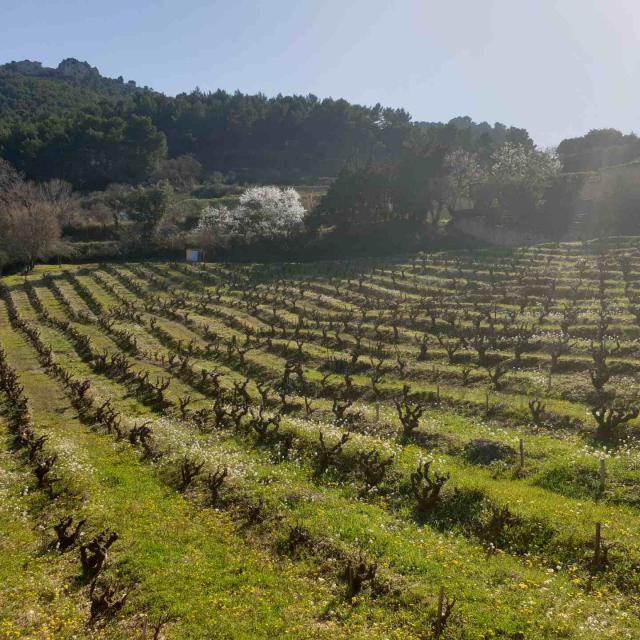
top-left (196, 204), bottom-right (238, 236)
top-left (237, 186), bottom-right (306, 239)
top-left (195, 186), bottom-right (306, 247)
top-left (469, 143), bottom-right (562, 226)
top-left (490, 143), bottom-right (561, 208)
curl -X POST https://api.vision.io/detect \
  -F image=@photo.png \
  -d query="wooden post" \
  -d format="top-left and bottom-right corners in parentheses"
top-left (485, 392), bottom-right (489, 412)
top-left (436, 385), bottom-right (440, 402)
top-left (598, 458), bottom-right (606, 495)
top-left (375, 402), bottom-right (380, 422)
top-left (519, 438), bottom-right (525, 468)
top-left (593, 522), bottom-right (602, 571)
top-left (437, 585), bottom-right (445, 621)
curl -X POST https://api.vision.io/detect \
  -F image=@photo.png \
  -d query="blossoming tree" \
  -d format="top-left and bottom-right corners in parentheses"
top-left (195, 186), bottom-right (306, 248)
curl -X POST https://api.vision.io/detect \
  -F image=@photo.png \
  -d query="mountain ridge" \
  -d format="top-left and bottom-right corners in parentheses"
top-left (0, 57), bottom-right (149, 127)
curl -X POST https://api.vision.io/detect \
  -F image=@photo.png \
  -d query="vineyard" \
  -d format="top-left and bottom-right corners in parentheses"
top-left (4, 242), bottom-right (640, 639)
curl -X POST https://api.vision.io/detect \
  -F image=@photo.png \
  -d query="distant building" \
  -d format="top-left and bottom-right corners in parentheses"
top-left (186, 248), bottom-right (205, 263)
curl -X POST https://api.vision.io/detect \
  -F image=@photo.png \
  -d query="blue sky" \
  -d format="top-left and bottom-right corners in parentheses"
top-left (2, 0), bottom-right (639, 147)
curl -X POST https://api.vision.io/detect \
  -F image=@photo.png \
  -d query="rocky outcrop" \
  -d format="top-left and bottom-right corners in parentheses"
top-left (56, 58), bottom-right (100, 79)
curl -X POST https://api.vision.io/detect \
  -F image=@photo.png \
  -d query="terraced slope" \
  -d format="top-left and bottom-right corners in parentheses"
top-left (3, 241), bottom-right (640, 638)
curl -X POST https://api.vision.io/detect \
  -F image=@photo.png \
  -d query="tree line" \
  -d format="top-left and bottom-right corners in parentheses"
top-left (310, 136), bottom-right (584, 242)
top-left (3, 58), bottom-right (640, 266)
top-left (0, 58), bottom-right (538, 191)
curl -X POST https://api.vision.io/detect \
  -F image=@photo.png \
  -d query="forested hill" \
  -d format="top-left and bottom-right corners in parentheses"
top-left (0, 57), bottom-right (532, 190)
top-left (0, 58), bottom-right (146, 125)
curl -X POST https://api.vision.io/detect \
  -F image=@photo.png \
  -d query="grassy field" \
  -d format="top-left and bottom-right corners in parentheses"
top-left (2, 240), bottom-right (640, 638)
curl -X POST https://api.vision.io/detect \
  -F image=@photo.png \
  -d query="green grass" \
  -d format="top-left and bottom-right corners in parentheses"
top-left (4, 242), bottom-right (640, 638)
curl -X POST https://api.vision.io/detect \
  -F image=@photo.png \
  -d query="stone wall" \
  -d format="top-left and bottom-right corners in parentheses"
top-left (453, 216), bottom-right (548, 247)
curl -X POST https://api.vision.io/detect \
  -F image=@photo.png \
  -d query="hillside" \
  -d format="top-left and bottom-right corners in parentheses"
top-left (558, 129), bottom-right (640, 172)
top-left (0, 58), bottom-right (145, 127)
top-left (0, 57), bottom-right (535, 188)
top-left (2, 243), bottom-right (640, 637)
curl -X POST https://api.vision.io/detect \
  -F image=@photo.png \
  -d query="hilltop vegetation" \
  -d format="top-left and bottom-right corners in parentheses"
top-left (2, 242), bottom-right (640, 637)
top-left (3, 58), bottom-right (640, 190)
top-left (0, 58), bottom-right (144, 125)
top-left (558, 129), bottom-right (640, 173)
top-left (0, 58), bottom-right (533, 189)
